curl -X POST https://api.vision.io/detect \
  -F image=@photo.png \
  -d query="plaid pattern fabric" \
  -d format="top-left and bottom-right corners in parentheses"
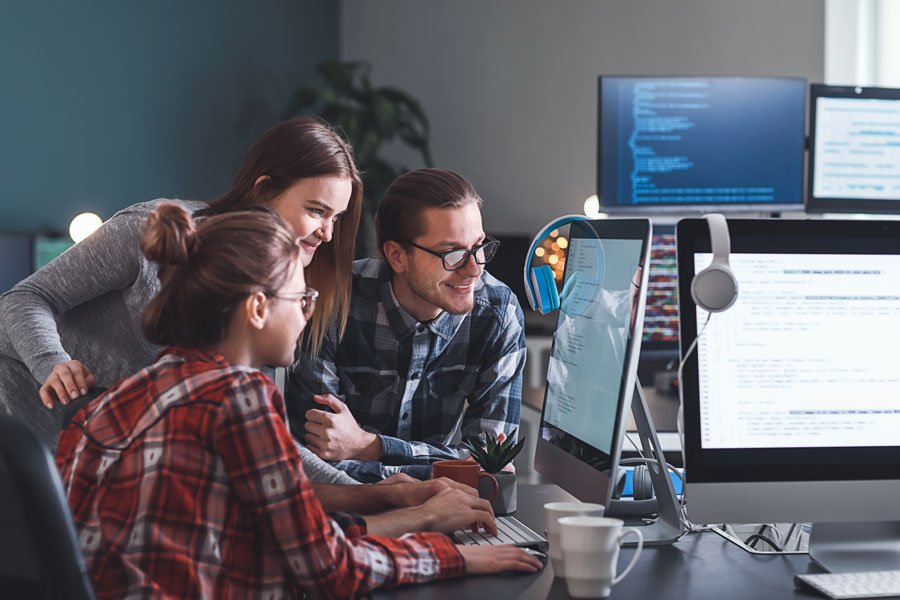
top-left (55, 347), bottom-right (464, 600)
top-left (287, 258), bottom-right (526, 482)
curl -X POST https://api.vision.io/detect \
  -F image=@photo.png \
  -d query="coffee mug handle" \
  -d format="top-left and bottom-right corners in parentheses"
top-left (477, 471), bottom-right (499, 502)
top-left (612, 528), bottom-right (644, 585)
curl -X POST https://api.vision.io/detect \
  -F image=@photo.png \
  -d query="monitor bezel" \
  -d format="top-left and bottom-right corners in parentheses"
top-left (597, 75), bottom-right (808, 214)
top-left (677, 217), bottom-right (900, 485)
top-left (806, 83), bottom-right (900, 214)
top-left (534, 218), bottom-right (651, 505)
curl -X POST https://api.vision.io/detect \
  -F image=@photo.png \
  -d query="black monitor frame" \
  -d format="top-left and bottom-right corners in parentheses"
top-left (597, 75), bottom-right (807, 214)
top-left (807, 83), bottom-right (900, 214)
top-left (677, 217), bottom-right (900, 484)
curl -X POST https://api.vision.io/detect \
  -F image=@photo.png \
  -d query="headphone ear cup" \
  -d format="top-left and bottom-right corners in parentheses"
top-left (632, 465), bottom-right (654, 501)
top-left (690, 265), bottom-right (738, 312)
top-left (531, 265), bottom-right (560, 314)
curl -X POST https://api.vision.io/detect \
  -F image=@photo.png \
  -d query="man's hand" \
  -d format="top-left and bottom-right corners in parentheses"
top-left (39, 360), bottom-right (98, 409)
top-left (376, 473), bottom-right (419, 485)
top-left (457, 545), bottom-right (542, 575)
top-left (365, 487), bottom-right (497, 537)
top-left (382, 477), bottom-right (476, 509)
top-left (416, 487), bottom-right (498, 535)
top-left (304, 394), bottom-right (382, 461)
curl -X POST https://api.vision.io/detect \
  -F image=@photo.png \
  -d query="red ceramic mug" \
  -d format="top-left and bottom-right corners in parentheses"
top-left (431, 459), bottom-right (499, 502)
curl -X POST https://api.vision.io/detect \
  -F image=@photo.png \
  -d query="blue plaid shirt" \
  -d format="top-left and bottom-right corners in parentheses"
top-left (286, 258), bottom-right (525, 482)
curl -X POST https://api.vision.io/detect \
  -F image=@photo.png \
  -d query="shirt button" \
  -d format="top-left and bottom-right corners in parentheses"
top-left (417, 326), bottom-right (426, 334)
top-left (410, 372), bottom-right (420, 380)
top-left (402, 412), bottom-right (409, 420)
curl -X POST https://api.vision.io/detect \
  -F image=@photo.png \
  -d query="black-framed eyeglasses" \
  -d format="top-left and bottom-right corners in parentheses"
top-left (404, 237), bottom-right (501, 272)
top-left (271, 288), bottom-right (319, 320)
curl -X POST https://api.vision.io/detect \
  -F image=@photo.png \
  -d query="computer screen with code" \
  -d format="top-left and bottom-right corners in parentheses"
top-left (694, 251), bottom-right (900, 449)
top-left (598, 76), bottom-right (806, 212)
top-left (807, 84), bottom-right (900, 214)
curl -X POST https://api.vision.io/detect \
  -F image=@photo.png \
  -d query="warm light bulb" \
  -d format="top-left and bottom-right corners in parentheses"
top-left (583, 195), bottom-right (609, 219)
top-left (558, 237), bottom-right (568, 249)
top-left (69, 212), bottom-right (103, 243)
top-left (550, 229), bottom-right (559, 238)
top-left (549, 255), bottom-right (559, 265)
top-left (535, 247), bottom-right (546, 257)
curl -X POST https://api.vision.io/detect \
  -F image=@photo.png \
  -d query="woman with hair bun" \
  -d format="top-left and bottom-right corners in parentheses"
top-left (55, 205), bottom-right (541, 599)
top-left (0, 118), bottom-right (361, 473)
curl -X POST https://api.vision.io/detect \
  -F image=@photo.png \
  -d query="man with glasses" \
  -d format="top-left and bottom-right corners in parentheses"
top-left (286, 169), bottom-right (525, 481)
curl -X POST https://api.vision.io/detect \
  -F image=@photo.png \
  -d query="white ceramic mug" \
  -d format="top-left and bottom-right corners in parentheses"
top-left (543, 501), bottom-right (606, 575)
top-left (558, 516), bottom-right (644, 599)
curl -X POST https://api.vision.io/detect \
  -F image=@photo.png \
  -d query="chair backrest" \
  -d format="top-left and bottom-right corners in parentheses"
top-left (0, 415), bottom-right (96, 600)
top-left (60, 388), bottom-right (107, 428)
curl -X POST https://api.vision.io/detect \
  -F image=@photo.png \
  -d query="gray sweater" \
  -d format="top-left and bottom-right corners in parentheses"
top-left (0, 198), bottom-right (357, 485)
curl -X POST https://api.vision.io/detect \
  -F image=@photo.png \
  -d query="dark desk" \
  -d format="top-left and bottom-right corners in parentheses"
top-left (375, 484), bottom-right (821, 600)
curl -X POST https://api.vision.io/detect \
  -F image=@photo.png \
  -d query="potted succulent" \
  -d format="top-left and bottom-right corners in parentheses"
top-left (462, 430), bottom-right (526, 515)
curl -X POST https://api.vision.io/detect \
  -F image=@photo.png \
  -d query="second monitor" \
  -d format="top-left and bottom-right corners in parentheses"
top-left (597, 75), bottom-right (807, 213)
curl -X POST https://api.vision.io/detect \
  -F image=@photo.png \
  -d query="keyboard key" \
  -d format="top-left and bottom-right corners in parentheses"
top-left (451, 515), bottom-right (548, 550)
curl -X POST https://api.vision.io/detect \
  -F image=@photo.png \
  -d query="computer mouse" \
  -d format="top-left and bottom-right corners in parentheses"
top-left (524, 548), bottom-right (548, 567)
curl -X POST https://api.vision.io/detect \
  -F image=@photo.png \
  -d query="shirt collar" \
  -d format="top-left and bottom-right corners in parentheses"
top-left (157, 346), bottom-right (232, 368)
top-left (377, 271), bottom-right (467, 342)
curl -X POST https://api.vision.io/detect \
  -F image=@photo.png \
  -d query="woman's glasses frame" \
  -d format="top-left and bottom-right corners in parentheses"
top-left (271, 288), bottom-right (318, 320)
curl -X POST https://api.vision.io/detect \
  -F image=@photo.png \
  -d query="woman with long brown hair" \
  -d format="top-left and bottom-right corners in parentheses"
top-left (55, 204), bottom-right (540, 599)
top-left (0, 118), bottom-right (360, 469)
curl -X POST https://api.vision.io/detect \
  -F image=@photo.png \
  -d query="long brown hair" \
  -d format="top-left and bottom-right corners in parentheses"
top-left (210, 117), bottom-right (362, 355)
top-left (140, 204), bottom-right (300, 348)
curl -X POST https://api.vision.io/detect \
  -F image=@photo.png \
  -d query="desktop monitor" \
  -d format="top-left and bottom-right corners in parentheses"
top-left (597, 76), bottom-right (807, 213)
top-left (807, 83), bottom-right (900, 214)
top-left (678, 217), bottom-right (900, 571)
top-left (0, 233), bottom-right (33, 294)
top-left (534, 219), bottom-right (651, 507)
top-left (641, 224), bottom-right (679, 358)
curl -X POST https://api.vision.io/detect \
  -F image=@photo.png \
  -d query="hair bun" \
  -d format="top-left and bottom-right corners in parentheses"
top-left (140, 203), bottom-right (200, 266)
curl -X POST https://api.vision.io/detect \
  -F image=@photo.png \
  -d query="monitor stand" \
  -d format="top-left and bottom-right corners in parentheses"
top-left (810, 522), bottom-right (900, 573)
top-left (605, 379), bottom-right (685, 545)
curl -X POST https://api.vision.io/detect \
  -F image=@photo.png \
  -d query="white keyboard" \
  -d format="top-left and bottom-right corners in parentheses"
top-left (452, 515), bottom-right (548, 549)
top-left (795, 570), bottom-right (900, 599)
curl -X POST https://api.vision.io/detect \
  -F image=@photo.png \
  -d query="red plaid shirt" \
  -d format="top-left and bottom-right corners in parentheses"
top-left (56, 347), bottom-right (464, 599)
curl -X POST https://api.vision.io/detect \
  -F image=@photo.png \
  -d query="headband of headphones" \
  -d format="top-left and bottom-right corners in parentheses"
top-left (523, 215), bottom-right (591, 313)
top-left (690, 213), bottom-right (739, 313)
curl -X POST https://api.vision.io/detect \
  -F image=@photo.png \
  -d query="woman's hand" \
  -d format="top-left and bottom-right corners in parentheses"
top-left (39, 360), bottom-right (97, 408)
top-left (457, 545), bottom-right (543, 575)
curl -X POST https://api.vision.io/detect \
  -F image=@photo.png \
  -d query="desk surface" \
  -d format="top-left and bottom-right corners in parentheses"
top-left (374, 484), bottom-right (822, 600)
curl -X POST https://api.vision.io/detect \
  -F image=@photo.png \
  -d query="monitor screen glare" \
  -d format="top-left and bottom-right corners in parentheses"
top-left (544, 236), bottom-right (645, 457)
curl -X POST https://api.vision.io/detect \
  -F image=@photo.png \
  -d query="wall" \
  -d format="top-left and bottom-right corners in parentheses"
top-left (340, 0), bottom-right (825, 234)
top-left (0, 1), bottom-right (338, 233)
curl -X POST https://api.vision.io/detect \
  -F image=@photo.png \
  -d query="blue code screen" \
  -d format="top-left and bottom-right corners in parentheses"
top-left (599, 77), bottom-right (806, 209)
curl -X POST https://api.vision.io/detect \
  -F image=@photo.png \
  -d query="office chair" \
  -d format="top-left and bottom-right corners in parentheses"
top-left (60, 387), bottom-right (107, 428)
top-left (0, 415), bottom-right (96, 600)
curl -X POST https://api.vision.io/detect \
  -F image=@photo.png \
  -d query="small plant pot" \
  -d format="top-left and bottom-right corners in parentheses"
top-left (479, 471), bottom-right (517, 515)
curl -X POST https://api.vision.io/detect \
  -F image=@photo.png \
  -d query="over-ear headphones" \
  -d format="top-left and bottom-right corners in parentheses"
top-left (606, 465), bottom-right (660, 517)
top-left (690, 213), bottom-right (738, 312)
top-left (523, 215), bottom-right (591, 314)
